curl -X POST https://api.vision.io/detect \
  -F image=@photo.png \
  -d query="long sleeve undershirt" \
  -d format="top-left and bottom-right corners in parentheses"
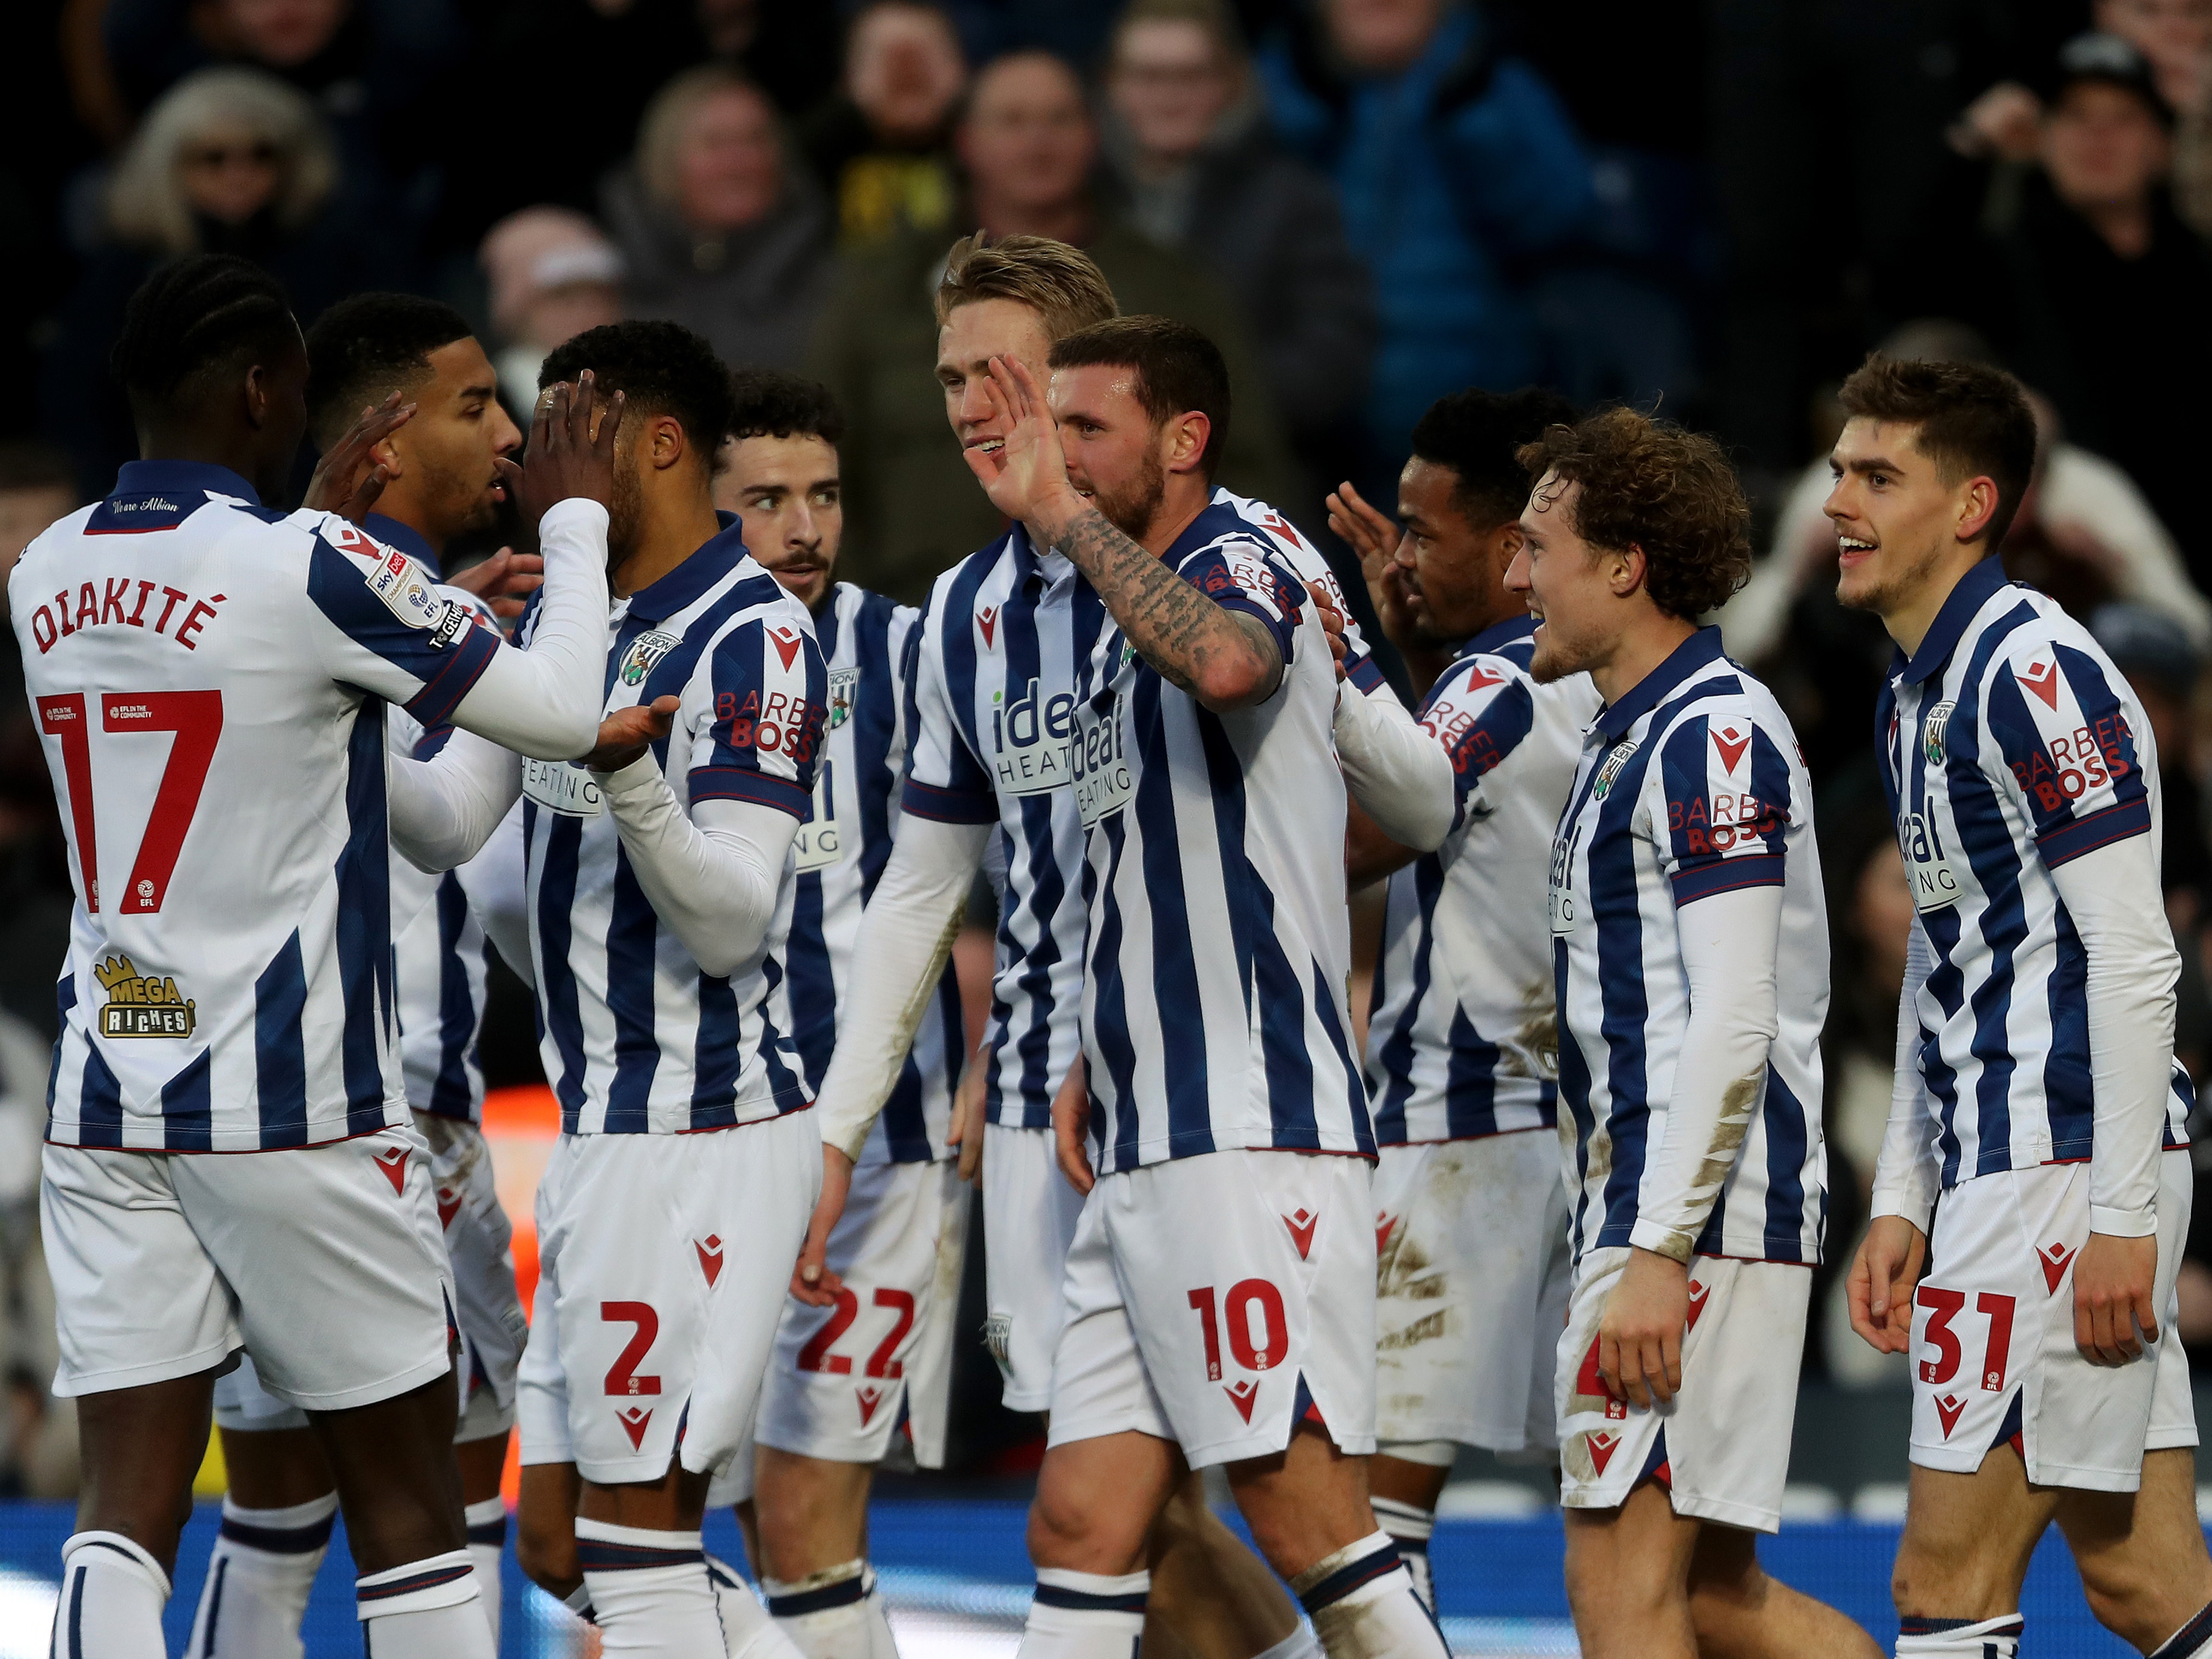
top-left (812, 814), bottom-right (991, 1161)
top-left (1332, 678), bottom-right (1455, 851)
top-left (439, 498), bottom-right (611, 760)
top-left (455, 802), bottom-right (531, 985)
top-left (1627, 881), bottom-right (1785, 1262)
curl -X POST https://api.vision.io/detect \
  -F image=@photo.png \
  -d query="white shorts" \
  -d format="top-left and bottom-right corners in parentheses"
top-left (213, 1117), bottom-right (526, 1443)
top-left (1908, 1151), bottom-right (2198, 1492)
top-left (1374, 1133), bottom-right (1571, 1455)
top-left (1556, 1249), bottom-right (1810, 1533)
top-left (43, 1127), bottom-right (453, 1409)
top-left (1047, 1149), bottom-right (1378, 1470)
top-left (983, 1122), bottom-right (1085, 1412)
top-left (515, 1113), bottom-right (820, 1485)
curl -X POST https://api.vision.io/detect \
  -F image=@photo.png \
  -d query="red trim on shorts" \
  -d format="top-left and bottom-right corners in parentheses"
top-left (43, 1120), bottom-right (406, 1155)
top-left (674, 1103), bottom-right (816, 1135)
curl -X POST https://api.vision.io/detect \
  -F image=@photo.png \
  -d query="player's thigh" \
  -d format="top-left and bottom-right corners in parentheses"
top-left (1098, 1149), bottom-right (1378, 1473)
top-left (1893, 1455), bottom-right (2057, 1618)
top-left (179, 1128), bottom-right (453, 1413)
top-left (757, 1155), bottom-right (953, 1468)
top-left (2056, 1447), bottom-right (2212, 1646)
top-left (1562, 1480), bottom-right (1702, 1633)
top-left (41, 1144), bottom-right (237, 1400)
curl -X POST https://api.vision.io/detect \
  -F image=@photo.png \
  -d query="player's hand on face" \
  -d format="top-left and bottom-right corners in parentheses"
top-left (1597, 1247), bottom-right (1689, 1409)
top-left (948, 1055), bottom-right (988, 1186)
top-left (1052, 1054), bottom-right (1092, 1196)
top-left (447, 547), bottom-right (545, 620)
top-left (2074, 1230), bottom-right (2160, 1367)
top-left (303, 391), bottom-right (414, 524)
top-left (791, 1145), bottom-right (854, 1306)
top-left (1325, 482), bottom-right (1397, 592)
top-left (1847, 1214), bottom-right (1927, 1356)
top-left (584, 694), bottom-right (678, 773)
top-left (958, 355), bottom-right (1078, 535)
top-left (510, 373), bottom-right (626, 526)
top-left (1305, 580), bottom-right (1350, 681)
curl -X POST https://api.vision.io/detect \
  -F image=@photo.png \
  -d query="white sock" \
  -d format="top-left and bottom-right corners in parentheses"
top-left (355, 1549), bottom-right (494, 1657)
top-left (761, 1558), bottom-right (895, 1659)
top-left (2155, 1600), bottom-right (2212, 1659)
top-left (464, 1497), bottom-right (507, 1650)
top-left (576, 1518), bottom-right (723, 1655)
top-left (1369, 1497), bottom-right (1436, 1615)
top-left (706, 1553), bottom-right (809, 1658)
top-left (186, 1492), bottom-right (338, 1659)
top-left (1253, 1622), bottom-right (1325, 1658)
top-left (1293, 1533), bottom-right (1447, 1658)
top-left (55, 1531), bottom-right (170, 1657)
top-left (1896, 1614), bottom-right (2024, 1657)
top-left (1018, 1567), bottom-right (1148, 1658)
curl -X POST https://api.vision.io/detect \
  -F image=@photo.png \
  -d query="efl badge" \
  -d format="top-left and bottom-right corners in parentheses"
top-left (1923, 701), bottom-right (1955, 768)
top-left (827, 666), bottom-right (860, 731)
top-left (95, 954), bottom-right (195, 1038)
top-left (618, 628), bottom-right (680, 688)
top-left (1591, 739), bottom-right (1638, 801)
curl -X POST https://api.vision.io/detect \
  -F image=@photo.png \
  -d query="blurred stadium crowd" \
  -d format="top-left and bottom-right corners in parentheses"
top-left (0, 0), bottom-right (2210, 1498)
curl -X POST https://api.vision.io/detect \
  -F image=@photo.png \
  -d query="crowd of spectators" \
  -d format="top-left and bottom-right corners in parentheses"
top-left (5, 0), bottom-right (2212, 1427)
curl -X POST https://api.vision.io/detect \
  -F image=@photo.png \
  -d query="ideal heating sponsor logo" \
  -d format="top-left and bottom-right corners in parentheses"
top-left (990, 676), bottom-right (1074, 796)
top-left (1071, 695), bottom-right (1133, 828)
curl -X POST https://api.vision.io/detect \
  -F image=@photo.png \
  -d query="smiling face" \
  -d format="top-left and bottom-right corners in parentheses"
top-left (1392, 456), bottom-right (1522, 646)
top-left (1825, 417), bottom-right (1987, 626)
top-left (936, 297), bottom-right (1056, 467)
top-left (1506, 473), bottom-right (1623, 685)
top-left (718, 432), bottom-right (842, 612)
top-left (377, 336), bottom-right (521, 546)
top-left (1049, 362), bottom-right (1186, 541)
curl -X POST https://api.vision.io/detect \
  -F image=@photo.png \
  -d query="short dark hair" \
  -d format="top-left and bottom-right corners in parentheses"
top-left (538, 320), bottom-right (738, 455)
top-left (304, 293), bottom-right (474, 450)
top-left (110, 254), bottom-right (297, 409)
top-left (728, 369), bottom-right (846, 447)
top-left (1836, 355), bottom-right (2039, 550)
top-left (1047, 314), bottom-right (1230, 479)
top-left (1516, 407), bottom-right (1752, 621)
top-left (1410, 386), bottom-right (1579, 531)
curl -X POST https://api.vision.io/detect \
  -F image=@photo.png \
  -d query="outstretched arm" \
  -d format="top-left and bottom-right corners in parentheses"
top-left (962, 355), bottom-right (1280, 712)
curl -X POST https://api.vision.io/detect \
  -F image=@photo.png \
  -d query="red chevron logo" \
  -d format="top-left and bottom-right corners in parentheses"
top-left (1712, 724), bottom-right (1750, 773)
top-left (696, 1234), bottom-right (724, 1287)
top-left (2019, 658), bottom-right (2061, 710)
top-left (856, 1385), bottom-right (884, 1426)
top-left (1586, 1431), bottom-right (1621, 1474)
top-left (1223, 1379), bottom-right (1259, 1423)
top-left (1687, 1280), bottom-right (1711, 1330)
top-left (1284, 1208), bottom-right (1319, 1260)
top-left (1934, 1394), bottom-right (1968, 1439)
top-left (2038, 1241), bottom-right (2078, 1294)
top-left (1464, 661), bottom-right (1506, 692)
top-left (373, 1147), bottom-right (408, 1195)
top-left (978, 606), bottom-right (998, 648)
top-left (617, 1406), bottom-right (653, 1450)
top-left (768, 628), bottom-right (803, 670)
top-left (435, 1186), bottom-right (462, 1229)
top-left (1375, 1212), bottom-right (1396, 1256)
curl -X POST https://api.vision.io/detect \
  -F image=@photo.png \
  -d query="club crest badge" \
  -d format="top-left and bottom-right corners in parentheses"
top-left (618, 628), bottom-right (680, 688)
top-left (1591, 739), bottom-right (1638, 802)
top-left (1923, 701), bottom-right (1956, 768)
top-left (827, 666), bottom-right (860, 731)
top-left (95, 954), bottom-right (195, 1038)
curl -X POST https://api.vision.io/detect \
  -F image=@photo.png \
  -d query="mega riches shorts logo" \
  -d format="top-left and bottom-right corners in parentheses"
top-left (95, 954), bottom-right (195, 1038)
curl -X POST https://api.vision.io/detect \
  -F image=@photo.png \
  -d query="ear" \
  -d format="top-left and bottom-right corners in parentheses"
top-left (1489, 520), bottom-right (1525, 575)
top-left (242, 362), bottom-right (272, 430)
top-left (1163, 410), bottom-right (1210, 476)
top-left (1956, 474), bottom-right (2000, 545)
top-left (649, 414), bottom-right (689, 474)
top-left (1608, 544), bottom-right (1649, 600)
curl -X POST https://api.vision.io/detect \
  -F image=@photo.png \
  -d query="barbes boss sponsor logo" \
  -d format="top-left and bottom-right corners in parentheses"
top-left (990, 676), bottom-right (1074, 795)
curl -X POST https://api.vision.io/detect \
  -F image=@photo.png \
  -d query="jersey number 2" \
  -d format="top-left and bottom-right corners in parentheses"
top-left (37, 690), bottom-right (222, 914)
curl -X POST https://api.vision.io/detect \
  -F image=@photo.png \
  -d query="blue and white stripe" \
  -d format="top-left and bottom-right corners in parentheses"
top-left (1070, 501), bottom-right (1368, 1172)
top-left (1549, 627), bottom-right (1827, 1264)
top-left (518, 518), bottom-right (826, 1135)
top-left (901, 526), bottom-right (1110, 1130)
top-left (19, 461), bottom-right (509, 1150)
top-left (1875, 554), bottom-right (2190, 1187)
top-left (1365, 616), bottom-right (1598, 1144)
top-left (786, 581), bottom-right (961, 1164)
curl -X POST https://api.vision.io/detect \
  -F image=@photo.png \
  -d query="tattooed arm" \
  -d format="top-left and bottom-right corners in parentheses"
top-left (964, 355), bottom-right (1283, 713)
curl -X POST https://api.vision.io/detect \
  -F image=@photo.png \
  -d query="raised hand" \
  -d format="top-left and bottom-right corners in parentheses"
top-left (510, 371), bottom-right (625, 527)
top-left (1305, 579), bottom-right (1350, 682)
top-left (958, 355), bottom-right (1082, 541)
top-left (1326, 480), bottom-right (1413, 650)
top-left (584, 694), bottom-right (678, 773)
top-left (303, 391), bottom-right (414, 523)
top-left (447, 547), bottom-right (545, 620)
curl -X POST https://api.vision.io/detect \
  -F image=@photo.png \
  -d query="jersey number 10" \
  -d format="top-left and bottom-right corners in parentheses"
top-left (36, 690), bottom-right (223, 915)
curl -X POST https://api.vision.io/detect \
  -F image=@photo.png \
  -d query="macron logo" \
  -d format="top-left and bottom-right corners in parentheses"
top-left (2019, 659), bottom-right (2062, 711)
top-left (1585, 1431), bottom-right (1621, 1474)
top-left (374, 1147), bottom-right (408, 1195)
top-left (1464, 662), bottom-right (1506, 692)
top-left (978, 605), bottom-right (999, 648)
top-left (696, 1234), bottom-right (723, 1287)
top-left (2038, 1241), bottom-right (2077, 1294)
top-left (1686, 1281), bottom-right (1711, 1330)
top-left (1283, 1208), bottom-right (1319, 1260)
top-left (768, 628), bottom-right (803, 671)
top-left (1711, 723), bottom-right (1750, 773)
top-left (1934, 1394), bottom-right (1968, 1439)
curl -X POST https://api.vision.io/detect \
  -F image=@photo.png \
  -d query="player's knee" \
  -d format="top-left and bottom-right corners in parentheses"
top-left (2076, 1554), bottom-right (2171, 1649)
top-left (1564, 1530), bottom-right (1669, 1629)
top-left (516, 1507), bottom-right (580, 1595)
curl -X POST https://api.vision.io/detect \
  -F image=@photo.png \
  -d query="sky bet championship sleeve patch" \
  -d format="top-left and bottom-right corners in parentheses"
top-left (326, 520), bottom-right (474, 649)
